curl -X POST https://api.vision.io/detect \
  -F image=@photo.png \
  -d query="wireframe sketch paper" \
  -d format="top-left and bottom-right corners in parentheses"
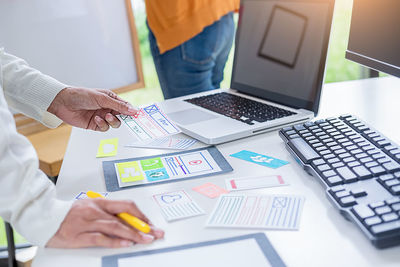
top-left (226, 175), bottom-right (288, 191)
top-left (207, 194), bottom-right (305, 230)
top-left (192, 183), bottom-right (228, 198)
top-left (118, 104), bottom-right (181, 141)
top-left (153, 190), bottom-right (205, 222)
top-left (126, 136), bottom-right (197, 150)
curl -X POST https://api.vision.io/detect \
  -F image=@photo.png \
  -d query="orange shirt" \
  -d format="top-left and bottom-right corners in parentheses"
top-left (145, 0), bottom-right (239, 54)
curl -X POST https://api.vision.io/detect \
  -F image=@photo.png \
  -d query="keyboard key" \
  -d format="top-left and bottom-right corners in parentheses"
top-left (385, 197), bottom-right (400, 205)
top-left (371, 220), bottom-right (400, 236)
top-left (352, 166), bottom-right (372, 179)
top-left (338, 153), bottom-right (351, 159)
top-left (383, 161), bottom-right (400, 172)
top-left (317, 164), bottom-right (330, 172)
top-left (365, 161), bottom-right (378, 168)
top-left (355, 153), bottom-right (368, 159)
top-left (337, 166), bottom-right (357, 183)
top-left (375, 206), bottom-right (392, 215)
top-left (332, 162), bottom-right (345, 168)
top-left (343, 157), bottom-right (356, 163)
top-left (350, 188), bottom-right (367, 197)
top-left (391, 185), bottom-right (400, 195)
top-left (322, 170), bottom-right (336, 178)
top-left (379, 174), bottom-right (395, 181)
top-left (360, 157), bottom-right (373, 163)
top-left (327, 176), bottom-right (343, 186)
top-left (323, 153), bottom-right (335, 160)
top-left (385, 179), bottom-right (400, 187)
top-left (392, 203), bottom-right (400, 211)
top-left (377, 157), bottom-right (391, 164)
top-left (311, 159), bottom-right (325, 166)
top-left (289, 138), bottom-right (320, 163)
top-left (352, 205), bottom-right (374, 219)
top-left (370, 201), bottom-right (385, 209)
top-left (364, 216), bottom-right (382, 227)
top-left (327, 158), bottom-right (339, 164)
top-left (339, 196), bottom-right (357, 207)
top-left (330, 185), bottom-right (345, 192)
top-left (382, 213), bottom-right (399, 222)
top-left (348, 161), bottom-right (360, 168)
top-left (336, 191), bottom-right (350, 198)
top-left (369, 166), bottom-right (386, 176)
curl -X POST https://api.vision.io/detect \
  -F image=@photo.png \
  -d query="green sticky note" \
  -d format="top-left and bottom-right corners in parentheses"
top-left (140, 157), bottom-right (164, 171)
top-left (115, 161), bottom-right (145, 183)
top-left (96, 138), bottom-right (118, 158)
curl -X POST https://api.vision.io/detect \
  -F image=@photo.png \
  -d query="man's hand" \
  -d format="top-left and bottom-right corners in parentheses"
top-left (47, 87), bottom-right (138, 131)
top-left (46, 198), bottom-right (164, 248)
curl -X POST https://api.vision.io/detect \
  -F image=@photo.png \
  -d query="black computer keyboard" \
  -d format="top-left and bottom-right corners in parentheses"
top-left (279, 115), bottom-right (400, 249)
top-left (185, 92), bottom-right (296, 125)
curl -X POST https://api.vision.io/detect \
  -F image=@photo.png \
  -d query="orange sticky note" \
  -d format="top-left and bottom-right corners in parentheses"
top-left (192, 183), bottom-right (228, 199)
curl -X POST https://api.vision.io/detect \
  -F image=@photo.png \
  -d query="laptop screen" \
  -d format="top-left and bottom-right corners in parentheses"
top-left (231, 0), bottom-right (334, 114)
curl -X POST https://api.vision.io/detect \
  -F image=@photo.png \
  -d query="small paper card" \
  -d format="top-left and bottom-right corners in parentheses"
top-left (192, 183), bottom-right (228, 199)
top-left (225, 175), bottom-right (288, 191)
top-left (75, 191), bottom-right (109, 200)
top-left (126, 136), bottom-right (197, 150)
top-left (207, 194), bottom-right (305, 230)
top-left (230, 150), bottom-right (289, 169)
top-left (118, 104), bottom-right (181, 141)
top-left (96, 138), bottom-right (118, 158)
top-left (153, 190), bottom-right (205, 222)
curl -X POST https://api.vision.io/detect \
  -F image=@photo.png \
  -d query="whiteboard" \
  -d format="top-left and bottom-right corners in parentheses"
top-left (0, 0), bottom-right (144, 93)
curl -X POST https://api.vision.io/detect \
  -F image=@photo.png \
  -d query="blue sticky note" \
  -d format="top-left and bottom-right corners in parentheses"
top-left (230, 150), bottom-right (289, 169)
top-left (145, 168), bottom-right (170, 181)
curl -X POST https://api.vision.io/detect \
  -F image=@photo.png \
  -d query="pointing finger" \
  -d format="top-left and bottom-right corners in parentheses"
top-left (96, 93), bottom-right (138, 116)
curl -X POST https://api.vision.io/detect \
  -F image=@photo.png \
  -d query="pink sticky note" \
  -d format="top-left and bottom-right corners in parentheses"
top-left (192, 183), bottom-right (228, 199)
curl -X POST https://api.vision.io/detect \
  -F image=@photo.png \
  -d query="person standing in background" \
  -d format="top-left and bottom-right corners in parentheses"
top-left (145, 0), bottom-right (239, 99)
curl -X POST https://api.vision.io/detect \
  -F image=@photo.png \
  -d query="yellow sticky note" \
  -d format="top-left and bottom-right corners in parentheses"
top-left (115, 161), bottom-right (145, 183)
top-left (96, 138), bottom-right (118, 158)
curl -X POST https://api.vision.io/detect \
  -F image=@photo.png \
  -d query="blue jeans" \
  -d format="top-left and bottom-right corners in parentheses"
top-left (148, 12), bottom-right (235, 99)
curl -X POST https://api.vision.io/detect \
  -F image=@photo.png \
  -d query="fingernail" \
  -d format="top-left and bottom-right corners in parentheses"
top-left (120, 240), bottom-right (133, 247)
top-left (141, 233), bottom-right (155, 243)
top-left (152, 228), bottom-right (165, 239)
top-left (128, 106), bottom-right (137, 114)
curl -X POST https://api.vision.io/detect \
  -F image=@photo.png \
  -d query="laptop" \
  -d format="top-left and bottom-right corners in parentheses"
top-left (159, 0), bottom-right (335, 144)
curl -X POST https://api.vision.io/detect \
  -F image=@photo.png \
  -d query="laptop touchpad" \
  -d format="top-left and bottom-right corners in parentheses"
top-left (167, 108), bottom-right (218, 125)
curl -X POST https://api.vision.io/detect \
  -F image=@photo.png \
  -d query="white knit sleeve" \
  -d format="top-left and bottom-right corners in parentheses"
top-left (1, 48), bottom-right (67, 128)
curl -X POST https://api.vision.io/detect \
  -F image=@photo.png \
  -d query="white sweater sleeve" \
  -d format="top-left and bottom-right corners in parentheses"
top-left (0, 49), bottom-right (73, 246)
top-left (1, 48), bottom-right (67, 128)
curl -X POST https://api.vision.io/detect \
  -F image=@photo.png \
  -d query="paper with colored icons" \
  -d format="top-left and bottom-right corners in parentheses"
top-left (206, 194), bottom-right (305, 230)
top-left (153, 190), bottom-right (205, 222)
top-left (118, 104), bottom-right (181, 141)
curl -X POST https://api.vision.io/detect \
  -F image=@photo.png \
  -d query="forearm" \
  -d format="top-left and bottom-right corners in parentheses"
top-left (0, 48), bottom-right (67, 128)
top-left (0, 93), bottom-right (72, 246)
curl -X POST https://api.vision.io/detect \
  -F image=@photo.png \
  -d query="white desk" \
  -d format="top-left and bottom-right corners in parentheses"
top-left (34, 77), bottom-right (400, 267)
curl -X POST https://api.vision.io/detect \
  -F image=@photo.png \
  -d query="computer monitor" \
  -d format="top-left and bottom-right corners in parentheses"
top-left (346, 0), bottom-right (400, 78)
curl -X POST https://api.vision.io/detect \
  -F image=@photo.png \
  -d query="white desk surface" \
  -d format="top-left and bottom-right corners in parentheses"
top-left (34, 77), bottom-right (400, 267)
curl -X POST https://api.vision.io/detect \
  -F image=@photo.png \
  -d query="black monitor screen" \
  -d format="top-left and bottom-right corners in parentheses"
top-left (346, 0), bottom-right (400, 77)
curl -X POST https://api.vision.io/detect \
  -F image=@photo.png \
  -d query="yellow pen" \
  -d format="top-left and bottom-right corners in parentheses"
top-left (86, 190), bottom-right (151, 234)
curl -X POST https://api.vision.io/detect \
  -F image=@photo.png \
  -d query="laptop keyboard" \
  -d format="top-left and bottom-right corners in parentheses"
top-left (280, 115), bottom-right (400, 248)
top-left (185, 92), bottom-right (296, 125)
